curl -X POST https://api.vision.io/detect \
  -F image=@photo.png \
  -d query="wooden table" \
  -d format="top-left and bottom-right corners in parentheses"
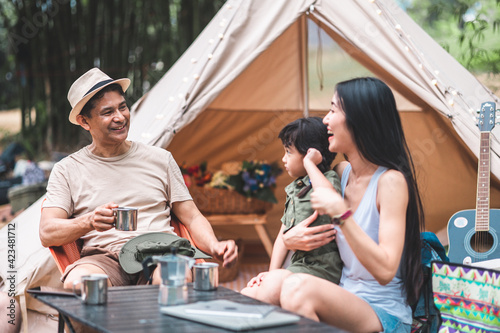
top-left (31, 284), bottom-right (342, 332)
top-left (207, 214), bottom-right (274, 257)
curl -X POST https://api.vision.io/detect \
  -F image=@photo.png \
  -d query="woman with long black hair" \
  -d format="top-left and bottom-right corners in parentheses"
top-left (279, 77), bottom-right (424, 332)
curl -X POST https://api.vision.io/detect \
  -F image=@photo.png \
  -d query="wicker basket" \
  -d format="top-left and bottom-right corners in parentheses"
top-left (189, 186), bottom-right (273, 214)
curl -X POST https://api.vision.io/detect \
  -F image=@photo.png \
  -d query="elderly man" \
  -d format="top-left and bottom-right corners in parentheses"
top-left (40, 68), bottom-right (237, 288)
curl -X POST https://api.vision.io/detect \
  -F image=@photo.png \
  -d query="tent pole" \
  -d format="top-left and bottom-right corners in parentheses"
top-left (300, 15), bottom-right (309, 118)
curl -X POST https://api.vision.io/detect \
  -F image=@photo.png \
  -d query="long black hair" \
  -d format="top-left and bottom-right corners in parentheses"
top-left (278, 117), bottom-right (336, 173)
top-left (336, 77), bottom-right (424, 305)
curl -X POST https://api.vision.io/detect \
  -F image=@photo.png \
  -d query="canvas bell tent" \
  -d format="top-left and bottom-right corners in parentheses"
top-left (128, 0), bottom-right (500, 240)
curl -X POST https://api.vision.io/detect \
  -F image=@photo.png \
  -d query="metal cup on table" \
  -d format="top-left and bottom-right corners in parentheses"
top-left (113, 207), bottom-right (138, 231)
top-left (72, 274), bottom-right (108, 305)
top-left (193, 262), bottom-right (219, 291)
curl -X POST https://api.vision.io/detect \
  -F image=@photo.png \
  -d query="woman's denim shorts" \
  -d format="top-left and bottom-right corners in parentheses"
top-left (371, 304), bottom-right (410, 333)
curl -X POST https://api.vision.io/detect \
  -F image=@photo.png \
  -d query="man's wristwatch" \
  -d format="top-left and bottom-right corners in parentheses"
top-left (331, 209), bottom-right (352, 226)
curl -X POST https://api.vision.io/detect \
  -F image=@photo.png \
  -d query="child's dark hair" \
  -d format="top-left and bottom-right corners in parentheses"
top-left (278, 117), bottom-right (336, 173)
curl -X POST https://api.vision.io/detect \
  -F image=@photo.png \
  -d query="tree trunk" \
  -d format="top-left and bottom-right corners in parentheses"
top-left (6, 0), bottom-right (224, 156)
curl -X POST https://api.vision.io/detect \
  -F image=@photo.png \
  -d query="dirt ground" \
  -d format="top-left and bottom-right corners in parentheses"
top-left (0, 108), bottom-right (36, 140)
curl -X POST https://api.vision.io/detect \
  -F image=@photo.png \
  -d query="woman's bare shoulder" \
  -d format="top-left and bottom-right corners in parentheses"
top-left (378, 169), bottom-right (408, 200)
top-left (379, 169), bottom-right (406, 186)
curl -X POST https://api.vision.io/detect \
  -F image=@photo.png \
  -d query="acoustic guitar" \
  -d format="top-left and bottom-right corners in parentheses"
top-left (447, 101), bottom-right (500, 264)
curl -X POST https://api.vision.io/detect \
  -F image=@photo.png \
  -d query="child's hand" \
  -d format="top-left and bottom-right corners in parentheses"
top-left (304, 148), bottom-right (323, 166)
top-left (246, 271), bottom-right (268, 287)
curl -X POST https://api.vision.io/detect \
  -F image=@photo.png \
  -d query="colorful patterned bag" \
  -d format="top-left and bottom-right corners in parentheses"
top-left (432, 261), bottom-right (500, 333)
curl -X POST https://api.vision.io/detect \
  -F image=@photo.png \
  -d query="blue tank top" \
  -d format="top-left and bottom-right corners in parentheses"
top-left (338, 164), bottom-right (411, 324)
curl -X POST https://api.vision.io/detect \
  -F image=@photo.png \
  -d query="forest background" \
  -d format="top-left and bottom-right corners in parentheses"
top-left (0, 0), bottom-right (499, 159)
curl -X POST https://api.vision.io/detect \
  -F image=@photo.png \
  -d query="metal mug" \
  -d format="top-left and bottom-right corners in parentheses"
top-left (113, 207), bottom-right (138, 231)
top-left (73, 274), bottom-right (108, 305)
top-left (193, 262), bottom-right (219, 291)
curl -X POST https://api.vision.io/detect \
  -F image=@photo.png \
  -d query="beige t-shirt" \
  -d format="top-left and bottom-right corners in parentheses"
top-left (43, 141), bottom-right (192, 252)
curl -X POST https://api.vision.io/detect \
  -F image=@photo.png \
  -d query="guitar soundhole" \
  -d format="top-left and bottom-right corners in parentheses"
top-left (469, 231), bottom-right (494, 253)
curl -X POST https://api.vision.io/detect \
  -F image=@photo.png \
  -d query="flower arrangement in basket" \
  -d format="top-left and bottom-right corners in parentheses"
top-left (179, 160), bottom-right (282, 214)
top-left (179, 161), bottom-right (212, 188)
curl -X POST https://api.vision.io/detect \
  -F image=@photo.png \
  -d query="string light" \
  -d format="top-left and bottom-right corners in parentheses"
top-left (367, 0), bottom-right (498, 119)
top-left (142, 0), bottom-right (238, 144)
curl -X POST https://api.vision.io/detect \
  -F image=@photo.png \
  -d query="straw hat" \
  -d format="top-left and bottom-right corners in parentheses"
top-left (67, 68), bottom-right (130, 125)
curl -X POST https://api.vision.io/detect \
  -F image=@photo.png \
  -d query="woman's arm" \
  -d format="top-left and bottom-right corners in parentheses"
top-left (303, 148), bottom-right (334, 190)
top-left (282, 211), bottom-right (336, 251)
top-left (310, 170), bottom-right (408, 284)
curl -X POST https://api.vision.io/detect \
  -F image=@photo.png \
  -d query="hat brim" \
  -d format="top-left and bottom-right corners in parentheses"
top-left (68, 78), bottom-right (130, 125)
top-left (119, 232), bottom-right (211, 274)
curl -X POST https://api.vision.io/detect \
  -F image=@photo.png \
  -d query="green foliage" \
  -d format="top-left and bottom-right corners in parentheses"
top-left (404, 0), bottom-right (500, 73)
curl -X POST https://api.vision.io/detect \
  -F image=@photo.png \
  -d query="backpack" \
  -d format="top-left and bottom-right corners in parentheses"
top-left (411, 232), bottom-right (449, 333)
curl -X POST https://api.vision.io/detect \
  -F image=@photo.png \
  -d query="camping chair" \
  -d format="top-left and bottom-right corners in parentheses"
top-left (49, 214), bottom-right (204, 275)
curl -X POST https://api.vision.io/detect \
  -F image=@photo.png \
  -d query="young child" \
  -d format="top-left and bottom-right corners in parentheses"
top-left (241, 117), bottom-right (342, 305)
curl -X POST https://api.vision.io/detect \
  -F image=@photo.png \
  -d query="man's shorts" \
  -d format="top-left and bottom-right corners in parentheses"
top-left (62, 246), bottom-right (149, 286)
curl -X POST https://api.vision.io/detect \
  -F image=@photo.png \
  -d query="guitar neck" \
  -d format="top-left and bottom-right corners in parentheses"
top-left (476, 131), bottom-right (491, 231)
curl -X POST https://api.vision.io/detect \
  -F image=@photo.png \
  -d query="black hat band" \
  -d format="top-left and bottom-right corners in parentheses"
top-left (84, 79), bottom-right (114, 97)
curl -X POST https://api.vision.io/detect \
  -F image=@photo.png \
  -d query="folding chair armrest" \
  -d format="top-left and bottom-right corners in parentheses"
top-left (49, 239), bottom-right (83, 275)
top-left (171, 214), bottom-right (206, 263)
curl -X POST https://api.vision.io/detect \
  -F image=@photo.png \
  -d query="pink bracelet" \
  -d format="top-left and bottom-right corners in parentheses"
top-left (331, 209), bottom-right (352, 226)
